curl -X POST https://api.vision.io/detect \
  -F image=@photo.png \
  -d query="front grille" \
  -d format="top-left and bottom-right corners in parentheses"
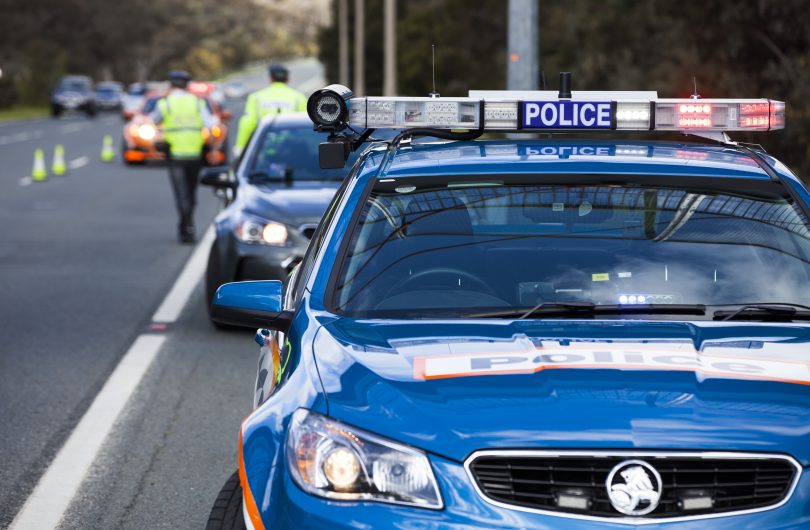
top-left (468, 452), bottom-right (798, 520)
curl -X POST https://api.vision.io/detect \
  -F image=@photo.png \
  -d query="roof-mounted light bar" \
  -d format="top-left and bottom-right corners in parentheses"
top-left (345, 95), bottom-right (784, 133)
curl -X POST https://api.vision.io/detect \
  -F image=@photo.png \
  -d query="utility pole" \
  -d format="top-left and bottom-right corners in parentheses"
top-left (383, 0), bottom-right (397, 96)
top-left (338, 0), bottom-right (349, 86)
top-left (353, 0), bottom-right (366, 96)
top-left (507, 0), bottom-right (539, 91)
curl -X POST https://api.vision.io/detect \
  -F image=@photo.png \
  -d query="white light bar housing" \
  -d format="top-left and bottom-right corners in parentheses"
top-left (349, 97), bottom-right (480, 129)
top-left (345, 92), bottom-right (784, 134)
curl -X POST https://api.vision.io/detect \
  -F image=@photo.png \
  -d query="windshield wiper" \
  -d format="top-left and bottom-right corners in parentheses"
top-left (468, 303), bottom-right (707, 319)
top-left (713, 303), bottom-right (810, 321)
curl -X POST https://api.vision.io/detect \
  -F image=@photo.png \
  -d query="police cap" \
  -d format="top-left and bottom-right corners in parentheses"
top-left (168, 70), bottom-right (192, 88)
top-left (269, 64), bottom-right (289, 82)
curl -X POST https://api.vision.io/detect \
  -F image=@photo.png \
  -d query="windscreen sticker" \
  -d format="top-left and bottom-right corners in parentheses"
top-left (592, 273), bottom-right (610, 282)
top-left (412, 342), bottom-right (810, 386)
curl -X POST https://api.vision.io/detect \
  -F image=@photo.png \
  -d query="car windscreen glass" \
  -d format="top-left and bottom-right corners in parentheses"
top-left (249, 125), bottom-right (359, 181)
top-left (141, 97), bottom-right (160, 114)
top-left (331, 176), bottom-right (810, 318)
top-left (59, 80), bottom-right (90, 92)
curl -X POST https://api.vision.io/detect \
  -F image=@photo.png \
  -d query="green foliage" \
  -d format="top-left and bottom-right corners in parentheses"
top-left (318, 0), bottom-right (810, 179)
top-left (0, 0), bottom-right (320, 104)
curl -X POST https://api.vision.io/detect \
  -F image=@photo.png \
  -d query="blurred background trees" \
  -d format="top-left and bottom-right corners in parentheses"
top-left (0, 0), bottom-right (328, 106)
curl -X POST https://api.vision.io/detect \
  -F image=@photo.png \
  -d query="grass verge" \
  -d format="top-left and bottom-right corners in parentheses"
top-left (0, 106), bottom-right (49, 123)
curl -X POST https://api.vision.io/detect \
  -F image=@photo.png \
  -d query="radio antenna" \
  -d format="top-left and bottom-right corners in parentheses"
top-left (691, 76), bottom-right (700, 99)
top-left (429, 44), bottom-right (440, 98)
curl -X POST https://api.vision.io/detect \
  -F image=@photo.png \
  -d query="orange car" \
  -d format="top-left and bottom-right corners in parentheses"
top-left (122, 85), bottom-right (232, 165)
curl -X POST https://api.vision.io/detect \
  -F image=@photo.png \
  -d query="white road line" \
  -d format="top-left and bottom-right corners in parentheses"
top-left (67, 156), bottom-right (90, 170)
top-left (9, 225), bottom-right (214, 530)
top-left (19, 176), bottom-right (32, 186)
top-left (152, 225), bottom-right (215, 323)
top-left (60, 122), bottom-right (88, 134)
top-left (9, 335), bottom-right (166, 530)
top-left (0, 129), bottom-right (44, 146)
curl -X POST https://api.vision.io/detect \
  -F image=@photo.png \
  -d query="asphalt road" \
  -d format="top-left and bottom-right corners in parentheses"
top-left (0, 58), bottom-right (325, 529)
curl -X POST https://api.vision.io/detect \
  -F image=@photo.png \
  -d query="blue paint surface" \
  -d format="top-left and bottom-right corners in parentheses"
top-left (233, 138), bottom-right (810, 529)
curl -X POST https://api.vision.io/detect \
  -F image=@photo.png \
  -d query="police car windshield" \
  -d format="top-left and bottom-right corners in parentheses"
top-left (249, 124), bottom-right (358, 182)
top-left (331, 176), bottom-right (810, 318)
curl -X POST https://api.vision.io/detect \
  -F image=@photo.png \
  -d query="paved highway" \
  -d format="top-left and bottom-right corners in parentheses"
top-left (0, 58), bottom-right (325, 529)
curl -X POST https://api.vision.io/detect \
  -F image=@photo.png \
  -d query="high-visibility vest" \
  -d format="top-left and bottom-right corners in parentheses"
top-left (158, 93), bottom-right (205, 159)
top-left (235, 83), bottom-right (307, 152)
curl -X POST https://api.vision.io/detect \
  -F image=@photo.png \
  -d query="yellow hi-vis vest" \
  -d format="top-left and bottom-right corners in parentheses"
top-left (158, 93), bottom-right (205, 159)
top-left (234, 82), bottom-right (307, 152)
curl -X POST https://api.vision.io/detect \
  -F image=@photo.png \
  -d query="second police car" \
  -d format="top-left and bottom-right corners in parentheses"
top-left (205, 74), bottom-right (810, 529)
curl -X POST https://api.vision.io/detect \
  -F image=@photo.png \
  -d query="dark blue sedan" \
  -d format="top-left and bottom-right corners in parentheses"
top-left (201, 113), bottom-right (359, 324)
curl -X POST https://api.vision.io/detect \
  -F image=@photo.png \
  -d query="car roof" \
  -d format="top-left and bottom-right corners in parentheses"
top-left (362, 139), bottom-right (772, 180)
top-left (60, 75), bottom-right (92, 84)
top-left (257, 112), bottom-right (312, 129)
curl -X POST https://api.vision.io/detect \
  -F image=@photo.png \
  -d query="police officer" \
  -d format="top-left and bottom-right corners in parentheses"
top-left (151, 70), bottom-right (214, 243)
top-left (233, 63), bottom-right (306, 157)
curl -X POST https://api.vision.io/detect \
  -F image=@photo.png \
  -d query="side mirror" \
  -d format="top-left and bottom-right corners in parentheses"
top-left (200, 166), bottom-right (236, 189)
top-left (319, 141), bottom-right (349, 169)
top-left (210, 281), bottom-right (293, 331)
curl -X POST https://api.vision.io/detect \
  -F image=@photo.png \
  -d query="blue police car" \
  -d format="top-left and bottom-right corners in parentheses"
top-left (205, 77), bottom-right (810, 529)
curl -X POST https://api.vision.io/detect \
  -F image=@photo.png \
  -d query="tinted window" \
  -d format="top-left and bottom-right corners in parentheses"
top-left (331, 177), bottom-right (810, 317)
top-left (142, 97), bottom-right (160, 114)
top-left (250, 125), bottom-right (359, 181)
top-left (58, 79), bottom-right (90, 92)
top-left (291, 174), bottom-right (354, 304)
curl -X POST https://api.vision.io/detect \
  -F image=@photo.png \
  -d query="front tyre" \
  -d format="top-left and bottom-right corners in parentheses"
top-left (206, 471), bottom-right (247, 530)
top-left (205, 240), bottom-right (233, 329)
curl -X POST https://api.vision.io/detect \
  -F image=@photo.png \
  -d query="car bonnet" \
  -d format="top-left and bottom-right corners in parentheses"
top-left (314, 318), bottom-right (810, 464)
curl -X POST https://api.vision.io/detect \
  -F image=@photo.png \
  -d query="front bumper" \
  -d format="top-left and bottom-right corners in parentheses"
top-left (251, 455), bottom-right (810, 529)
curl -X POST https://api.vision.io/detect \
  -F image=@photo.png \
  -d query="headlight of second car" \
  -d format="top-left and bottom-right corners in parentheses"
top-left (236, 216), bottom-right (288, 245)
top-left (287, 409), bottom-right (443, 509)
top-left (137, 124), bottom-right (156, 140)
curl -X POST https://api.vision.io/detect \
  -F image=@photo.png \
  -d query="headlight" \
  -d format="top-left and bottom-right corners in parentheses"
top-left (286, 409), bottom-right (443, 509)
top-left (137, 124), bottom-right (156, 140)
top-left (237, 217), bottom-right (288, 245)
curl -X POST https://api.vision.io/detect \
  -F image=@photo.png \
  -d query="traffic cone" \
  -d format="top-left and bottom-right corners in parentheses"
top-left (32, 149), bottom-right (48, 181)
top-left (100, 135), bottom-right (114, 162)
top-left (52, 145), bottom-right (67, 175)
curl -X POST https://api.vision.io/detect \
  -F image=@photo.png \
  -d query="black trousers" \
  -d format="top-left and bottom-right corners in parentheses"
top-left (168, 158), bottom-right (202, 227)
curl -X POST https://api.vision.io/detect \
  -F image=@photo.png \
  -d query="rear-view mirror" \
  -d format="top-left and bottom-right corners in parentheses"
top-left (199, 166), bottom-right (236, 189)
top-left (210, 280), bottom-right (293, 331)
